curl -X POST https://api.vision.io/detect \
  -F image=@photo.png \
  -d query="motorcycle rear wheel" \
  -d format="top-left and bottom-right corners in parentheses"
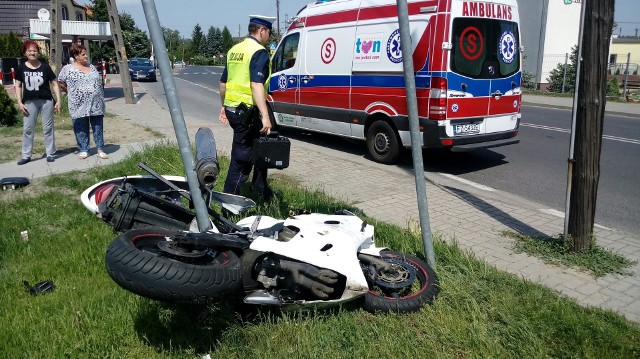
top-left (362, 250), bottom-right (439, 313)
top-left (105, 228), bottom-right (243, 304)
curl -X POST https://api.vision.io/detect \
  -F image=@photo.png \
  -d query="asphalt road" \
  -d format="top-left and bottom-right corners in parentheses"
top-left (145, 66), bottom-right (640, 235)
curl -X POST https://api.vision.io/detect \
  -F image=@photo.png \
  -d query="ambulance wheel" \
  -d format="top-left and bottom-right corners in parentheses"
top-left (366, 121), bottom-right (400, 164)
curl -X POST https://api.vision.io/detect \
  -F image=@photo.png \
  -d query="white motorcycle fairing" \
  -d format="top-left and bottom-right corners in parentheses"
top-left (236, 214), bottom-right (386, 306)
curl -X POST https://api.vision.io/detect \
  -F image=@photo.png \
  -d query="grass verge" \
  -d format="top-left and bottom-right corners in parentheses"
top-left (503, 231), bottom-right (637, 278)
top-left (0, 143), bottom-right (638, 358)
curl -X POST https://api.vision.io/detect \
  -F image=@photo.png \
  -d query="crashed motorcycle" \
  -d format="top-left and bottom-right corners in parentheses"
top-left (81, 128), bottom-right (438, 313)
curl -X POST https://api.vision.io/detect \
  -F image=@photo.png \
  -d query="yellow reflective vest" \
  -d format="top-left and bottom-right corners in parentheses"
top-left (224, 38), bottom-right (270, 107)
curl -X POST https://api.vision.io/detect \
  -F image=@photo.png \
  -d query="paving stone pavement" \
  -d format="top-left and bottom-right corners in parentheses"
top-left (1, 74), bottom-right (639, 323)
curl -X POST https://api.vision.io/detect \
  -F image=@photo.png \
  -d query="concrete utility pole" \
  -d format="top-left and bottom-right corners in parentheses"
top-left (49, 0), bottom-right (62, 73)
top-left (276, 0), bottom-right (281, 39)
top-left (566, 0), bottom-right (615, 252)
top-left (105, 0), bottom-right (135, 104)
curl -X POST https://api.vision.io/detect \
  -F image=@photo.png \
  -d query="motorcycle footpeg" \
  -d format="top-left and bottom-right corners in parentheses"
top-left (23, 280), bottom-right (55, 295)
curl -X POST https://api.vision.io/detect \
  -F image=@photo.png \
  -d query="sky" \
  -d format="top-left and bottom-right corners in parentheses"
top-left (75, 0), bottom-right (640, 38)
top-left (76, 0), bottom-right (315, 38)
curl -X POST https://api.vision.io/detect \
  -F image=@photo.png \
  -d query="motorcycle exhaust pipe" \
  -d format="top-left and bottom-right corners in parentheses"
top-left (194, 127), bottom-right (220, 188)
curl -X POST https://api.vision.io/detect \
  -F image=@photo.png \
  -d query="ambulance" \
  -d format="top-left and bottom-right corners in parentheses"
top-left (268, 0), bottom-right (522, 164)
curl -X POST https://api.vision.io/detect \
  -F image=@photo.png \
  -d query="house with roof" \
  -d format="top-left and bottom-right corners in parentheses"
top-left (0, 0), bottom-right (111, 82)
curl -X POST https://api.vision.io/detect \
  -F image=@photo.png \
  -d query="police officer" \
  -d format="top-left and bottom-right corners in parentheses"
top-left (219, 15), bottom-right (274, 201)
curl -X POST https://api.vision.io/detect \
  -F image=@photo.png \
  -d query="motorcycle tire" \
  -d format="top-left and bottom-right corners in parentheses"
top-left (362, 250), bottom-right (439, 314)
top-left (105, 228), bottom-right (243, 304)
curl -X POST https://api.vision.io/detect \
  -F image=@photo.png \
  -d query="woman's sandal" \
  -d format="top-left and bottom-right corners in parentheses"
top-left (78, 152), bottom-right (88, 160)
top-left (98, 151), bottom-right (109, 159)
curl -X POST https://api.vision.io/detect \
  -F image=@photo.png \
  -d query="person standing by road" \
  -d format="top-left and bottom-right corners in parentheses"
top-left (58, 44), bottom-right (108, 160)
top-left (14, 40), bottom-right (62, 165)
top-left (219, 15), bottom-right (274, 201)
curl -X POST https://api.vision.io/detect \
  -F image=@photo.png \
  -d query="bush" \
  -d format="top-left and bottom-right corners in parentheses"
top-left (0, 32), bottom-right (23, 57)
top-left (606, 78), bottom-right (620, 97)
top-left (0, 83), bottom-right (19, 126)
top-left (547, 46), bottom-right (577, 93)
top-left (522, 71), bottom-right (536, 90)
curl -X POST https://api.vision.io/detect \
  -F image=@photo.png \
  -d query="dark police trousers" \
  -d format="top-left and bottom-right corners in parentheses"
top-left (222, 107), bottom-right (271, 199)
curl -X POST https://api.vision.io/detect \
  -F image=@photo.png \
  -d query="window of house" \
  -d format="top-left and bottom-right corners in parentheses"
top-left (76, 12), bottom-right (83, 21)
top-left (61, 5), bottom-right (69, 20)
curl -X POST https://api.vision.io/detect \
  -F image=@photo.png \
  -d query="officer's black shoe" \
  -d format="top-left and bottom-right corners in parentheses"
top-left (258, 188), bottom-right (275, 202)
top-left (17, 157), bottom-right (31, 165)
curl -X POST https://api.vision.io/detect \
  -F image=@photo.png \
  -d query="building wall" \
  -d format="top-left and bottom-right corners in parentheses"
top-left (609, 39), bottom-right (640, 74)
top-left (516, 0), bottom-right (546, 80)
top-left (514, 0), bottom-right (584, 88)
top-left (539, 0), bottom-right (582, 85)
top-left (0, 0), bottom-right (85, 36)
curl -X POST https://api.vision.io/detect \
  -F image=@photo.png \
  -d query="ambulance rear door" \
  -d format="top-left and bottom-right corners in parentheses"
top-left (447, 1), bottom-right (521, 137)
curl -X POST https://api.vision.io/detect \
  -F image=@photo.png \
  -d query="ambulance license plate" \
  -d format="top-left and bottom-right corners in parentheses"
top-left (454, 123), bottom-right (480, 135)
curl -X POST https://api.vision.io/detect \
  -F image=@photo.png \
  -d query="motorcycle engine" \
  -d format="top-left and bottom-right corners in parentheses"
top-left (254, 255), bottom-right (345, 302)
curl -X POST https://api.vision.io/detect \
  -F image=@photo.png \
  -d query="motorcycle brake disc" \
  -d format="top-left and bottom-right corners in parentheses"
top-left (374, 258), bottom-right (417, 289)
top-left (156, 241), bottom-right (214, 259)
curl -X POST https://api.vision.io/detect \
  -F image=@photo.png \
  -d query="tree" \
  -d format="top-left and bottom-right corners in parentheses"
top-left (0, 32), bottom-right (24, 57)
top-left (204, 26), bottom-right (216, 57)
top-left (119, 12), bottom-right (136, 32)
top-left (191, 24), bottom-right (204, 56)
top-left (123, 30), bottom-right (150, 58)
top-left (567, 0), bottom-right (615, 252)
top-left (0, 83), bottom-right (19, 127)
top-left (87, 0), bottom-right (150, 60)
top-left (547, 46), bottom-right (578, 93)
top-left (221, 26), bottom-right (234, 54)
top-left (212, 27), bottom-right (223, 56)
top-left (162, 27), bottom-right (181, 60)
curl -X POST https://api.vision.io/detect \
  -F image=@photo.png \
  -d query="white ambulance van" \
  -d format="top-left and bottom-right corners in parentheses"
top-left (268, 0), bottom-right (522, 164)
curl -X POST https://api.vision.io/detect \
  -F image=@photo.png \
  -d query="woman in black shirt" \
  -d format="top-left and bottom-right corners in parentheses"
top-left (14, 40), bottom-right (62, 164)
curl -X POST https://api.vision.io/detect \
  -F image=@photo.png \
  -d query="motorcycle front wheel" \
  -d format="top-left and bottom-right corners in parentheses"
top-left (105, 228), bottom-right (243, 304)
top-left (362, 250), bottom-right (439, 313)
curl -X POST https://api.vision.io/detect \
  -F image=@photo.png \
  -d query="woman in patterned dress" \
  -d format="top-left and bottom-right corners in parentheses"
top-left (58, 44), bottom-right (108, 159)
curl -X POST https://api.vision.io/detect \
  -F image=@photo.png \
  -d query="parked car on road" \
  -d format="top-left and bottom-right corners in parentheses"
top-left (128, 58), bottom-right (156, 81)
top-left (174, 60), bottom-right (186, 68)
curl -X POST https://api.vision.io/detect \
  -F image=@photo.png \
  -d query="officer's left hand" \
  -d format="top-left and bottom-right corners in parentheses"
top-left (219, 107), bottom-right (229, 125)
top-left (260, 114), bottom-right (271, 135)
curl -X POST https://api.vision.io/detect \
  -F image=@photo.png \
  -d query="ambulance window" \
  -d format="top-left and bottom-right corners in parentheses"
top-left (451, 18), bottom-right (519, 79)
top-left (272, 33), bottom-right (300, 73)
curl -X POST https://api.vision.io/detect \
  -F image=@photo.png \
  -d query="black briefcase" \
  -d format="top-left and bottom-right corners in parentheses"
top-left (252, 132), bottom-right (290, 169)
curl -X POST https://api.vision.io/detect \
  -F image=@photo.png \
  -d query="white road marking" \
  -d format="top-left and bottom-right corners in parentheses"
top-left (521, 123), bottom-right (640, 145)
top-left (174, 76), bottom-right (219, 93)
top-left (538, 208), bottom-right (612, 230)
top-left (438, 173), bottom-right (496, 192)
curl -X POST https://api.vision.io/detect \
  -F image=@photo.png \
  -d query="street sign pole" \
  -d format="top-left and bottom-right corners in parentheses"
top-left (396, 0), bottom-right (436, 269)
top-left (141, 0), bottom-right (212, 232)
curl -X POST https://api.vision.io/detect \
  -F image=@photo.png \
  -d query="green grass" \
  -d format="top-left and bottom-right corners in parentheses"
top-left (503, 231), bottom-right (637, 278)
top-left (1, 142), bottom-right (639, 358)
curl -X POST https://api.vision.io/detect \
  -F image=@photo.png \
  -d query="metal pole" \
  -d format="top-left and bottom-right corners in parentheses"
top-left (396, 0), bottom-right (436, 269)
top-left (563, 0), bottom-right (587, 239)
top-left (622, 52), bottom-right (631, 96)
top-left (561, 53), bottom-right (569, 93)
top-left (140, 0), bottom-right (212, 232)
